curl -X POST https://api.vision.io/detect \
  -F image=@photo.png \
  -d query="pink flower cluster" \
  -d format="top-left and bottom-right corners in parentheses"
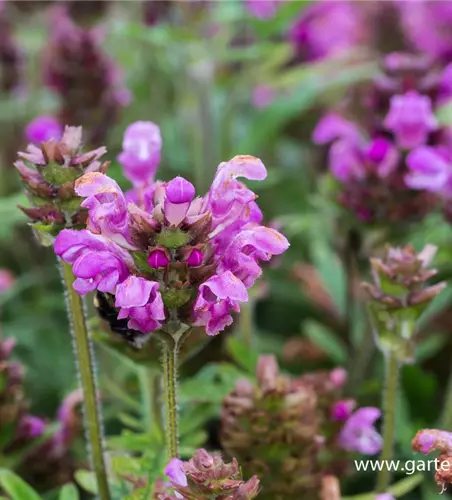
top-left (313, 53), bottom-right (452, 223)
top-left (54, 122), bottom-right (289, 339)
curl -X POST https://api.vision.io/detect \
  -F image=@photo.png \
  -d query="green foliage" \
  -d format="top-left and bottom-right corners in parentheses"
top-left (0, 469), bottom-right (42, 500)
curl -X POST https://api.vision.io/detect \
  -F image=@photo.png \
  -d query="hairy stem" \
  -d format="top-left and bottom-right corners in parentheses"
top-left (376, 353), bottom-right (399, 493)
top-left (60, 261), bottom-right (111, 500)
top-left (161, 340), bottom-right (179, 459)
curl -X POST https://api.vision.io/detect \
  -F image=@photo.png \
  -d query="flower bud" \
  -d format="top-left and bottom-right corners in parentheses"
top-left (363, 244), bottom-right (447, 361)
top-left (148, 249), bottom-right (170, 269)
top-left (166, 177), bottom-right (195, 204)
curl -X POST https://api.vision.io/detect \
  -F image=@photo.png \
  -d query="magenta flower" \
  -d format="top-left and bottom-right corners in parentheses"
top-left (17, 416), bottom-right (46, 439)
top-left (398, 1), bottom-right (452, 61)
top-left (312, 113), bottom-right (361, 145)
top-left (338, 407), bottom-right (382, 455)
top-left (331, 399), bottom-right (356, 422)
top-left (384, 92), bottom-right (438, 150)
top-left (406, 146), bottom-right (452, 193)
top-left (289, 1), bottom-right (366, 61)
top-left (54, 154), bottom-right (289, 340)
top-left (328, 136), bottom-right (399, 182)
top-left (115, 276), bottom-right (165, 335)
top-left (118, 121), bottom-right (162, 187)
top-left (329, 367), bottom-right (347, 388)
top-left (25, 116), bottom-right (63, 144)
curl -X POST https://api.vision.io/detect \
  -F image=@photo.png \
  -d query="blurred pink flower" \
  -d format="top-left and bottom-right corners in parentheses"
top-left (252, 85), bottom-right (276, 109)
top-left (118, 121), bottom-right (162, 187)
top-left (25, 116), bottom-right (63, 144)
top-left (0, 269), bottom-right (14, 294)
top-left (245, 0), bottom-right (281, 20)
top-left (338, 407), bottom-right (382, 455)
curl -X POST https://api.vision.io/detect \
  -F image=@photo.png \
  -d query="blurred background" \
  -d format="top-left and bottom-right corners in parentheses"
top-left (3, 1), bottom-right (452, 498)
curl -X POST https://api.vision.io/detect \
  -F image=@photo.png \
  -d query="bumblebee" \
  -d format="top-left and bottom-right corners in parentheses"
top-left (93, 291), bottom-right (143, 347)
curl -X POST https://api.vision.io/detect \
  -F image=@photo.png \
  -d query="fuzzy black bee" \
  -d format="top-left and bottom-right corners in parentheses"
top-left (93, 291), bottom-right (144, 348)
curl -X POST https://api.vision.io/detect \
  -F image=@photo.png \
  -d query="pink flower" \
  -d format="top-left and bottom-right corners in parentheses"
top-left (17, 416), bottom-right (46, 439)
top-left (115, 276), bottom-right (165, 334)
top-left (312, 113), bottom-right (361, 145)
top-left (25, 116), bottom-right (62, 144)
top-left (0, 269), bottom-right (14, 294)
top-left (75, 172), bottom-right (134, 249)
top-left (193, 271), bottom-right (248, 335)
top-left (245, 0), bottom-right (281, 20)
top-left (413, 429), bottom-right (452, 455)
top-left (165, 458), bottom-right (187, 487)
top-left (219, 226), bottom-right (289, 287)
top-left (406, 146), bottom-right (452, 193)
top-left (252, 85), bottom-right (275, 109)
top-left (55, 149), bottom-right (289, 338)
top-left (331, 399), bottom-right (356, 422)
top-left (118, 121), bottom-right (162, 186)
top-left (338, 407), bottom-right (382, 455)
top-left (384, 92), bottom-right (438, 150)
top-left (289, 1), bottom-right (366, 61)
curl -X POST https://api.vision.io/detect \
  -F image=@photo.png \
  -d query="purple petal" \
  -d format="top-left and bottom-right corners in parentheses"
top-left (118, 121), bottom-right (161, 186)
top-left (405, 146), bottom-right (451, 192)
top-left (25, 115), bottom-right (62, 143)
top-left (201, 272), bottom-right (248, 302)
top-left (166, 177), bottom-right (195, 204)
top-left (312, 113), bottom-right (361, 145)
top-left (165, 458), bottom-right (188, 487)
top-left (115, 276), bottom-right (155, 308)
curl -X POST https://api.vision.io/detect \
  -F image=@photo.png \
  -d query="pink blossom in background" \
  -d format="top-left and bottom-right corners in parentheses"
top-left (383, 92), bottom-right (438, 150)
top-left (245, 0), bottom-right (281, 20)
top-left (252, 85), bottom-right (276, 109)
top-left (25, 116), bottom-right (63, 144)
top-left (289, 1), bottom-right (366, 61)
top-left (118, 121), bottom-right (162, 186)
top-left (338, 407), bottom-right (382, 455)
top-left (0, 269), bottom-right (14, 294)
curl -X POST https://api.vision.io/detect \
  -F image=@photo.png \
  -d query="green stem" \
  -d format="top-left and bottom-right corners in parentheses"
top-left (60, 261), bottom-right (111, 500)
top-left (440, 368), bottom-right (452, 430)
top-left (376, 353), bottom-right (399, 493)
top-left (161, 340), bottom-right (179, 459)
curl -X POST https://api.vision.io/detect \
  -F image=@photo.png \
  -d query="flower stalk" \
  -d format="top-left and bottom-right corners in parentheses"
top-left (60, 260), bottom-right (111, 500)
top-left (162, 340), bottom-right (179, 459)
top-left (376, 352), bottom-right (399, 493)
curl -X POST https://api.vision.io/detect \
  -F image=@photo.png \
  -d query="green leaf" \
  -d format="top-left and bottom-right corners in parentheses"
top-left (74, 470), bottom-right (98, 495)
top-left (58, 484), bottom-right (79, 500)
top-left (303, 320), bottom-right (348, 364)
top-left (389, 474), bottom-right (423, 497)
top-left (0, 469), bottom-right (42, 500)
top-left (342, 474), bottom-right (422, 500)
top-left (416, 333), bottom-right (448, 362)
top-left (310, 237), bottom-right (346, 317)
top-left (417, 286), bottom-right (452, 329)
top-left (226, 337), bottom-right (258, 373)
